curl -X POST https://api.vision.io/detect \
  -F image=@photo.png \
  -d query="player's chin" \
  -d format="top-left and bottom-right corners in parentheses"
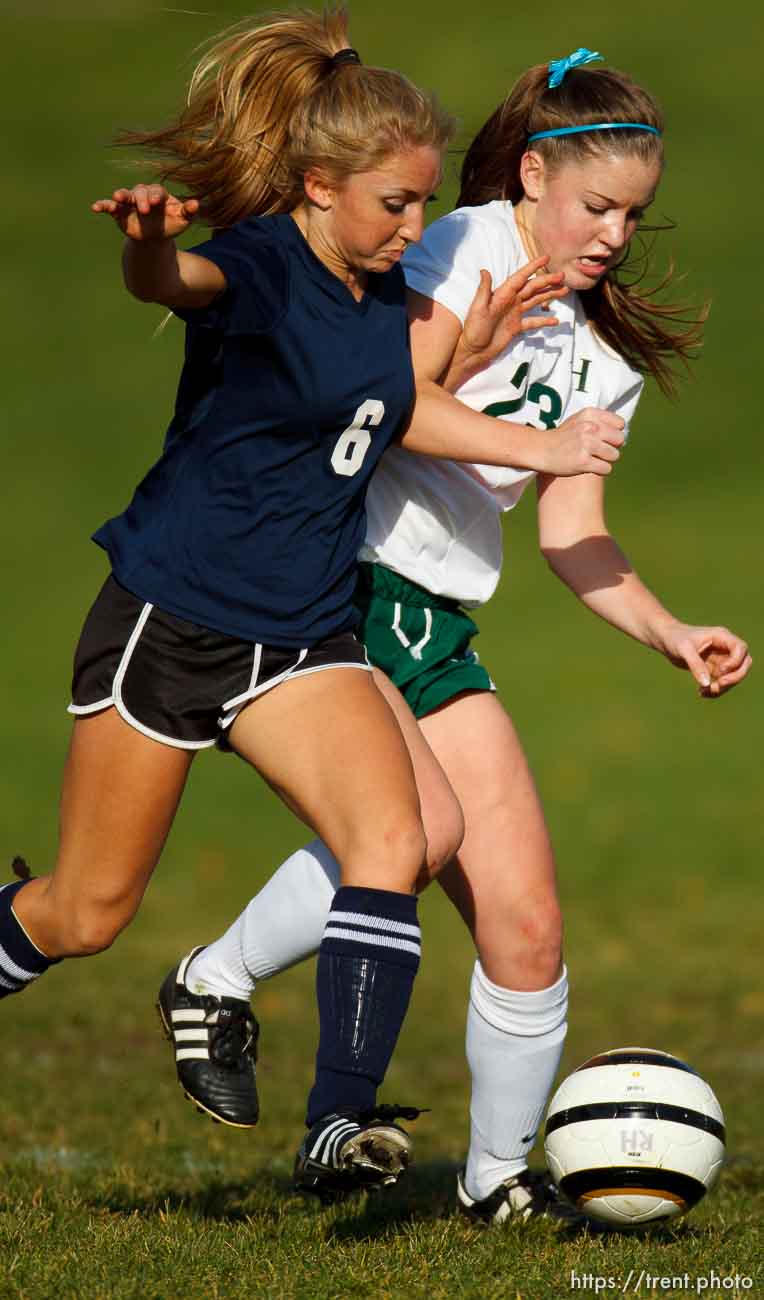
top-left (368, 248), bottom-right (405, 270)
top-left (566, 258), bottom-right (612, 290)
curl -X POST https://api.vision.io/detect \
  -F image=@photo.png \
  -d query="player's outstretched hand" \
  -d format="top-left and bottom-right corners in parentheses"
top-left (452, 257), bottom-right (567, 378)
top-left (659, 624), bottom-right (752, 697)
top-left (538, 407), bottom-right (625, 477)
top-left (91, 185), bottom-right (199, 241)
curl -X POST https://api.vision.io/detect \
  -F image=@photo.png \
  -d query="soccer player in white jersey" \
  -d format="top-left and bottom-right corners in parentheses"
top-left (158, 49), bottom-right (751, 1220)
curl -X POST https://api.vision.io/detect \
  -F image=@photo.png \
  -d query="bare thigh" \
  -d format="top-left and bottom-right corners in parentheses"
top-left (14, 708), bottom-right (194, 957)
top-left (419, 691), bottom-right (563, 989)
top-left (228, 667), bottom-right (427, 893)
top-left (370, 668), bottom-right (464, 879)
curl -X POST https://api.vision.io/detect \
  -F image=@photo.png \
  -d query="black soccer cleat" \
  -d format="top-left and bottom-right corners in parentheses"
top-left (157, 947), bottom-right (260, 1128)
top-left (456, 1167), bottom-right (585, 1226)
top-left (294, 1104), bottom-right (422, 1204)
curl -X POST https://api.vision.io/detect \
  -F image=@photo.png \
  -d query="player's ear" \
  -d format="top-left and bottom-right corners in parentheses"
top-left (303, 169), bottom-right (337, 211)
top-left (520, 150), bottom-right (545, 201)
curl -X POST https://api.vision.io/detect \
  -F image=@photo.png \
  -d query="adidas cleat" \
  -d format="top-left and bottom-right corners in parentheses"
top-left (457, 1167), bottom-right (584, 1226)
top-left (294, 1104), bottom-right (422, 1204)
top-left (157, 947), bottom-right (259, 1128)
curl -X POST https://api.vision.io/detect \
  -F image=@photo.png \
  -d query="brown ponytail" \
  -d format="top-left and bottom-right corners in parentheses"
top-left (119, 8), bottom-right (454, 232)
top-left (458, 63), bottom-right (705, 397)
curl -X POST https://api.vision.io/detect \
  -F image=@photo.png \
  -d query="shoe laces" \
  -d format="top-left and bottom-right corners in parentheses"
top-left (356, 1103), bottom-right (428, 1125)
top-left (206, 1002), bottom-right (258, 1068)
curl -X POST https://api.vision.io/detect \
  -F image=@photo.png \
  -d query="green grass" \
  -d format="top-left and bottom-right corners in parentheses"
top-left (2, 1), bottom-right (762, 1296)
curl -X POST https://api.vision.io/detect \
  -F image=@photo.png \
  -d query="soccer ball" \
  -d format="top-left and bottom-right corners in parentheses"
top-left (544, 1047), bottom-right (725, 1226)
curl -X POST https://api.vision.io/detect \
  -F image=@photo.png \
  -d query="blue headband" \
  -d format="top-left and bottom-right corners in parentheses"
top-left (528, 122), bottom-right (661, 143)
top-left (529, 48), bottom-right (661, 143)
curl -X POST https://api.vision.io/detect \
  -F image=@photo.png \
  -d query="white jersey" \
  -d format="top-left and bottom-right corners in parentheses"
top-left (361, 200), bottom-right (644, 607)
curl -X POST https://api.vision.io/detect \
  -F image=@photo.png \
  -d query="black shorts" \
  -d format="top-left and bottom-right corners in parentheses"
top-left (68, 575), bottom-right (370, 750)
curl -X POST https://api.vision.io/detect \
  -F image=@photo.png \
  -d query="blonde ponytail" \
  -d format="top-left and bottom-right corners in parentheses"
top-left (120, 8), bottom-right (453, 231)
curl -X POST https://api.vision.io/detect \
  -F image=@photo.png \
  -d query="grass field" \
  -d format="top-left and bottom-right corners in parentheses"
top-left (2, 1), bottom-right (762, 1296)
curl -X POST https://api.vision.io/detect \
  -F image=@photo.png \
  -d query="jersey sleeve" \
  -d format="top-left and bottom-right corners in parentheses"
top-left (610, 375), bottom-right (643, 442)
top-left (174, 220), bottom-right (289, 335)
top-left (403, 209), bottom-right (511, 326)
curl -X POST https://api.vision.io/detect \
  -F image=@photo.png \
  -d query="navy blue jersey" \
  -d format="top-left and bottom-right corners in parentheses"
top-left (94, 213), bottom-right (415, 647)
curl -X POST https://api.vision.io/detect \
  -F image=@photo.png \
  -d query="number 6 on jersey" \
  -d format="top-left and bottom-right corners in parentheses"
top-left (330, 399), bottom-right (385, 477)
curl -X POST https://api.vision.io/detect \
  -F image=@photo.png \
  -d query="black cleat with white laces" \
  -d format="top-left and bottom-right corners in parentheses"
top-left (294, 1104), bottom-right (422, 1204)
top-left (157, 947), bottom-right (260, 1128)
top-left (457, 1167), bottom-right (584, 1225)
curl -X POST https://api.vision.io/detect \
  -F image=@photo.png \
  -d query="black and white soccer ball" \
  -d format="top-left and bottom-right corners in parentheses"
top-left (544, 1047), bottom-right (725, 1226)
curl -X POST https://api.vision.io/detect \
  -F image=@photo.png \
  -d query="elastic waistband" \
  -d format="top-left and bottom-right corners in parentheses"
top-left (357, 562), bottom-right (463, 612)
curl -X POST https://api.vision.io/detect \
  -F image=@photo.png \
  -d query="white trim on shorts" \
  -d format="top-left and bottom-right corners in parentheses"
top-left (217, 654), bottom-right (371, 731)
top-left (68, 600), bottom-right (372, 750)
top-left (68, 599), bottom-right (218, 751)
top-left (68, 696), bottom-right (114, 716)
top-left (218, 646), bottom-right (308, 725)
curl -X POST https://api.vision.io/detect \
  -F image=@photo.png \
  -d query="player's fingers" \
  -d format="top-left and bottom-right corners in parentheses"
top-left (593, 440), bottom-right (621, 463)
top-left (491, 257), bottom-right (550, 305)
top-left (717, 652), bottom-right (753, 686)
top-left (519, 314), bottom-right (559, 331)
top-left (520, 288), bottom-right (568, 315)
top-left (515, 292), bottom-right (565, 322)
top-left (130, 184), bottom-right (167, 215)
top-left (712, 629), bottom-right (747, 659)
top-left (182, 197), bottom-right (200, 217)
top-left (509, 255), bottom-right (550, 285)
top-left (682, 643), bottom-right (714, 689)
top-left (586, 458), bottom-right (613, 477)
top-left (470, 266), bottom-right (496, 304)
top-left (722, 652), bottom-right (753, 685)
top-left (701, 653), bottom-right (752, 696)
top-left (494, 270), bottom-right (558, 311)
top-left (517, 273), bottom-right (566, 303)
top-left (706, 649), bottom-right (752, 689)
top-left (573, 407), bottom-right (625, 433)
top-left (701, 630), bottom-right (748, 675)
top-left (130, 184), bottom-right (153, 215)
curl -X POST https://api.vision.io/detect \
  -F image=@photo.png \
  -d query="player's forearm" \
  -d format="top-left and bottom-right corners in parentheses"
top-left (401, 380), bottom-right (543, 469)
top-left (440, 340), bottom-right (487, 393)
top-left (122, 237), bottom-right (185, 303)
top-left (121, 242), bottom-right (220, 310)
top-left (545, 534), bottom-right (681, 651)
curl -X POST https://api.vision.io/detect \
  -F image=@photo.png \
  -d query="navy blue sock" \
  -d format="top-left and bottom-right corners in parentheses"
top-left (0, 880), bottom-right (56, 998)
top-left (306, 885), bottom-right (421, 1127)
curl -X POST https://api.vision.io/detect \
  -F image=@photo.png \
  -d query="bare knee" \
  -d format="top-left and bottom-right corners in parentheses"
top-left (421, 799), bottom-right (465, 885)
top-left (340, 813), bottom-right (427, 893)
top-left (42, 889), bottom-right (138, 958)
top-left (515, 898), bottom-right (564, 977)
top-left (478, 896), bottom-right (564, 989)
top-left (62, 905), bottom-right (129, 956)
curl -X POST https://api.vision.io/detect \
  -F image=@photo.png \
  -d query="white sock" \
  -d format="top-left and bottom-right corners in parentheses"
top-left (186, 839), bottom-right (340, 999)
top-left (464, 960), bottom-right (568, 1201)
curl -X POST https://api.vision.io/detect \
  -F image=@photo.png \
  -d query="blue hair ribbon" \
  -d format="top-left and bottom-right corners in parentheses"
top-left (528, 122), bottom-right (661, 143)
top-left (547, 47), bottom-right (603, 88)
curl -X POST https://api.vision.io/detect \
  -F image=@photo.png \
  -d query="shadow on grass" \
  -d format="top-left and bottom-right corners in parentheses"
top-left (323, 1160), bottom-right (464, 1241)
top-left (84, 1160), bottom-right (461, 1233)
top-left (89, 1170), bottom-right (296, 1223)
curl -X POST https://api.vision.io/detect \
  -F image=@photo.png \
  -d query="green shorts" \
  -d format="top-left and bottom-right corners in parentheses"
top-left (354, 562), bottom-right (495, 720)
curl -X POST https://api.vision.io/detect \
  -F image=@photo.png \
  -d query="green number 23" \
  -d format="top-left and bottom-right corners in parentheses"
top-left (483, 362), bottom-right (562, 430)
